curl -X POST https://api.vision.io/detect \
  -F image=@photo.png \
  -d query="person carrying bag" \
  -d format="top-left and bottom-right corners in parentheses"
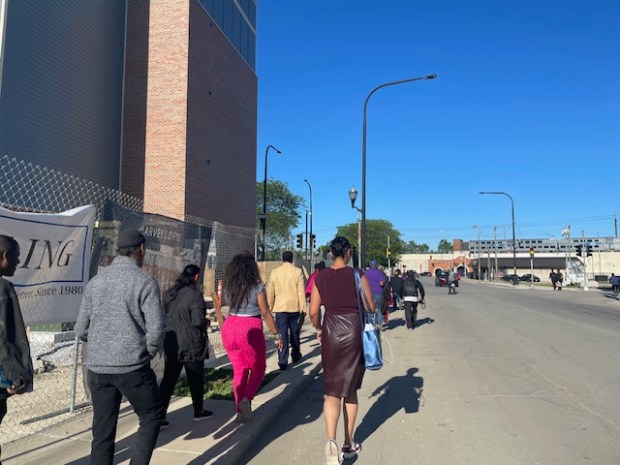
top-left (355, 270), bottom-right (383, 371)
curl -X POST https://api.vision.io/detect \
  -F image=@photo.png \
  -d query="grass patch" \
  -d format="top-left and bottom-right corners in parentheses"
top-left (172, 367), bottom-right (280, 400)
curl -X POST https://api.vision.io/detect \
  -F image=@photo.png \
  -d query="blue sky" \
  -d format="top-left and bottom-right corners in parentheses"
top-left (255, 1), bottom-right (619, 250)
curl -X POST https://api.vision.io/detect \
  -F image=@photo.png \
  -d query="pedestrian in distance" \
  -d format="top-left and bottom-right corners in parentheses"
top-left (364, 259), bottom-right (387, 328)
top-left (158, 264), bottom-right (213, 430)
top-left (309, 236), bottom-right (376, 464)
top-left (306, 261), bottom-right (326, 300)
top-left (447, 268), bottom-right (457, 295)
top-left (267, 251), bottom-right (307, 370)
top-left (0, 235), bottom-right (33, 464)
top-left (609, 273), bottom-right (620, 298)
top-left (388, 269), bottom-right (404, 312)
top-left (75, 229), bottom-right (165, 465)
top-left (556, 269), bottom-right (563, 290)
top-left (222, 251), bottom-right (283, 423)
top-left (402, 271), bottom-right (426, 330)
top-left (549, 269), bottom-right (558, 290)
top-left (378, 265), bottom-right (391, 326)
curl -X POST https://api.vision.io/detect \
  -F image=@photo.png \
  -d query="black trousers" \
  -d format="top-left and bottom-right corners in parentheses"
top-left (88, 364), bottom-right (163, 465)
top-left (404, 301), bottom-right (418, 329)
top-left (0, 397), bottom-right (7, 464)
top-left (159, 358), bottom-right (205, 417)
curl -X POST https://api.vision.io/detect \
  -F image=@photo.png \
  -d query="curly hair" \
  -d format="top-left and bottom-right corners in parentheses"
top-left (224, 250), bottom-right (262, 310)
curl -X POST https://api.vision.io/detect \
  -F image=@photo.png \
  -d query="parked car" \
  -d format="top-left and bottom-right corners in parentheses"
top-left (519, 274), bottom-right (541, 282)
top-left (501, 274), bottom-right (519, 282)
top-left (419, 271), bottom-right (432, 277)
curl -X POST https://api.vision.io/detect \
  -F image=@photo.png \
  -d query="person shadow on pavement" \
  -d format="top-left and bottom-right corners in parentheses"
top-left (64, 401), bottom-right (218, 465)
top-left (354, 367), bottom-right (423, 447)
top-left (415, 317), bottom-right (435, 328)
top-left (189, 343), bottom-right (324, 465)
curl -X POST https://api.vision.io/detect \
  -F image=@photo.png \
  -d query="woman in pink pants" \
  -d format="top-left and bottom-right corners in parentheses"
top-left (222, 251), bottom-right (283, 422)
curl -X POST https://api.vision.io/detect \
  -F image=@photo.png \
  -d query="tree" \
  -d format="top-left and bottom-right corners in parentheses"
top-left (256, 180), bottom-right (303, 260)
top-left (437, 239), bottom-right (453, 254)
top-left (402, 240), bottom-right (431, 254)
top-left (335, 219), bottom-right (404, 268)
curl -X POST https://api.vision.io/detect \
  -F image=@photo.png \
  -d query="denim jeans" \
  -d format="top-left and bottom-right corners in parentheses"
top-left (392, 293), bottom-right (402, 311)
top-left (372, 294), bottom-right (384, 326)
top-left (275, 312), bottom-right (301, 367)
top-left (88, 364), bottom-right (163, 465)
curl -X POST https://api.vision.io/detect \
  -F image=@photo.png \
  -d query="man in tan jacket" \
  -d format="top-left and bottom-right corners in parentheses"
top-left (267, 251), bottom-right (306, 370)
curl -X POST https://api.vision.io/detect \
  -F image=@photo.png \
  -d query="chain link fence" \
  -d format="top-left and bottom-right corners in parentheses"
top-left (0, 154), bottom-right (254, 445)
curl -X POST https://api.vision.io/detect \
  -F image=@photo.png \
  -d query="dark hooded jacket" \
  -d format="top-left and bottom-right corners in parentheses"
top-left (0, 278), bottom-right (33, 398)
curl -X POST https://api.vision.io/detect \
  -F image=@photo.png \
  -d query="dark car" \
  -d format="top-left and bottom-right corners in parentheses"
top-left (420, 271), bottom-right (432, 277)
top-left (519, 274), bottom-right (541, 282)
top-left (501, 274), bottom-right (519, 282)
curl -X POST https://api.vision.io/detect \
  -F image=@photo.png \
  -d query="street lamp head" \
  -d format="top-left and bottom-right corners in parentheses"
top-left (349, 187), bottom-right (358, 209)
top-left (425, 74), bottom-right (438, 80)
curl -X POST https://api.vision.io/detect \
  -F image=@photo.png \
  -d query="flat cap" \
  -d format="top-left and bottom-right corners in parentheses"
top-left (117, 229), bottom-right (146, 249)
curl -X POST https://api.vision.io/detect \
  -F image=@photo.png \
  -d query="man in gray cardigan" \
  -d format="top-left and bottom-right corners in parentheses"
top-left (75, 229), bottom-right (165, 465)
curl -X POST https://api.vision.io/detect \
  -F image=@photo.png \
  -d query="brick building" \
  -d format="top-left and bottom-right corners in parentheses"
top-left (0, 0), bottom-right (257, 228)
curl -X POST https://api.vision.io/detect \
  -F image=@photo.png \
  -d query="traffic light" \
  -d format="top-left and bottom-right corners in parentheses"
top-left (529, 247), bottom-right (535, 257)
top-left (586, 244), bottom-right (592, 257)
top-left (386, 248), bottom-right (391, 257)
top-left (296, 233), bottom-right (303, 249)
top-left (575, 245), bottom-right (583, 257)
top-left (310, 234), bottom-right (316, 249)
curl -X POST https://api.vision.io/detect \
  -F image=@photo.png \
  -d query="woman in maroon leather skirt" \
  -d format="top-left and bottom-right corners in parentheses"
top-left (309, 237), bottom-right (376, 464)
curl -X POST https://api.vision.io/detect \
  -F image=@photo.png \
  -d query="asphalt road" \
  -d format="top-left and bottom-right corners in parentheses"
top-left (239, 278), bottom-right (620, 465)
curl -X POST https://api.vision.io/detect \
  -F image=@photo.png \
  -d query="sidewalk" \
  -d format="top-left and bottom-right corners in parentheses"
top-left (3, 326), bottom-right (322, 465)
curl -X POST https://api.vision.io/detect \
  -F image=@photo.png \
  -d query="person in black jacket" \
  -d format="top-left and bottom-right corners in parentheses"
top-left (388, 270), bottom-right (404, 312)
top-left (159, 264), bottom-right (212, 428)
top-left (402, 271), bottom-right (425, 330)
top-left (0, 235), bottom-right (33, 463)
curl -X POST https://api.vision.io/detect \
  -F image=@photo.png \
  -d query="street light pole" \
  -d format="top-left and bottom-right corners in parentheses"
top-left (473, 225), bottom-right (481, 279)
top-left (361, 74), bottom-right (437, 267)
top-left (304, 179), bottom-right (313, 269)
top-left (261, 144), bottom-right (282, 261)
top-left (479, 191), bottom-right (518, 285)
top-left (349, 187), bottom-right (362, 268)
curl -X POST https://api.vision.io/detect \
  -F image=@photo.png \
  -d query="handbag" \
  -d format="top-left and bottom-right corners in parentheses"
top-left (354, 270), bottom-right (383, 371)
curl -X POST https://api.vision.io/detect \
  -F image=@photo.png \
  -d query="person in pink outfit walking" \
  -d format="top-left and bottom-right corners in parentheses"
top-left (222, 251), bottom-right (283, 422)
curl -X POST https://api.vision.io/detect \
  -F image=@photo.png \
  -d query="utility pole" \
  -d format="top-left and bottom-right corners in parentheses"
top-left (582, 230), bottom-right (588, 291)
top-left (474, 225), bottom-right (481, 280)
top-left (615, 213), bottom-right (618, 237)
top-left (304, 210), bottom-right (308, 260)
top-left (486, 244), bottom-right (491, 281)
top-left (493, 226), bottom-right (498, 281)
top-left (563, 225), bottom-right (571, 283)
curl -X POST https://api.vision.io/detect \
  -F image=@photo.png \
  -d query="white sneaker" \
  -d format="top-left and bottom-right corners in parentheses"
top-left (325, 440), bottom-right (342, 465)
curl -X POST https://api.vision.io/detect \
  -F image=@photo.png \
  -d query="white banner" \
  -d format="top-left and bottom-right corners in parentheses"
top-left (0, 205), bottom-right (95, 326)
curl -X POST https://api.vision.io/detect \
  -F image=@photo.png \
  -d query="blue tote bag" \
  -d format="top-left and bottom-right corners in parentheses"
top-left (354, 270), bottom-right (383, 370)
